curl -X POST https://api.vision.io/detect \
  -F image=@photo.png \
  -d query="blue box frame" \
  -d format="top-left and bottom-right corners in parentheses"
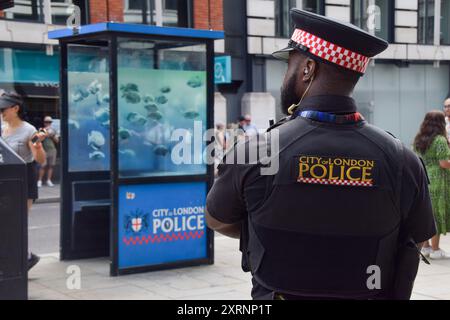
top-left (49, 23), bottom-right (224, 276)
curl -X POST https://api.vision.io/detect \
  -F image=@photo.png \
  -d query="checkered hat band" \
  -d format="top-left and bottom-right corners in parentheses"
top-left (298, 177), bottom-right (373, 187)
top-left (291, 28), bottom-right (370, 74)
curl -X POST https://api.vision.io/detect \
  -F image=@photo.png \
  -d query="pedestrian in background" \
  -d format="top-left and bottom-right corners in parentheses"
top-left (243, 114), bottom-right (258, 137)
top-left (38, 116), bottom-right (59, 188)
top-left (414, 111), bottom-right (450, 259)
top-left (444, 98), bottom-right (450, 141)
top-left (0, 91), bottom-right (47, 270)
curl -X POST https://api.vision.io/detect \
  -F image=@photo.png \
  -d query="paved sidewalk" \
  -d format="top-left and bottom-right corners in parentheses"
top-left (36, 184), bottom-right (60, 204)
top-left (29, 236), bottom-right (252, 300)
top-left (28, 235), bottom-right (450, 300)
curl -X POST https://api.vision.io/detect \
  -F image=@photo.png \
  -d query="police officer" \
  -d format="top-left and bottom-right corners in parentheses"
top-left (205, 9), bottom-right (436, 300)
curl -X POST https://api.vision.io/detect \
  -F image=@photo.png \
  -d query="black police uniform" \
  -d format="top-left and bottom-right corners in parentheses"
top-left (206, 9), bottom-right (436, 300)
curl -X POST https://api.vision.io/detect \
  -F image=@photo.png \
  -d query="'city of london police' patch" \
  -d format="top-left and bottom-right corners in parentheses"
top-left (295, 156), bottom-right (377, 187)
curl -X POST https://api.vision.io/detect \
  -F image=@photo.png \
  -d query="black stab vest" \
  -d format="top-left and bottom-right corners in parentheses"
top-left (245, 117), bottom-right (404, 299)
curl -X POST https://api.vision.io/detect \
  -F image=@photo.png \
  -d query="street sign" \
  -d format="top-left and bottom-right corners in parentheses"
top-left (214, 55), bottom-right (231, 84)
top-left (0, 0), bottom-right (14, 10)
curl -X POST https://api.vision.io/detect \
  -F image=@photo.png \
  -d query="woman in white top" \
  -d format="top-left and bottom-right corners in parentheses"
top-left (0, 91), bottom-right (47, 270)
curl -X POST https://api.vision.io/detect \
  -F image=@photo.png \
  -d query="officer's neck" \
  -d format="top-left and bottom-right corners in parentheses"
top-left (304, 84), bottom-right (354, 99)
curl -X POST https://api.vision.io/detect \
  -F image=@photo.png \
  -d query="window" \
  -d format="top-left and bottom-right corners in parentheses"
top-left (123, 0), bottom-right (192, 27)
top-left (51, 0), bottom-right (73, 25)
top-left (0, 0), bottom-right (44, 22)
top-left (441, 0), bottom-right (450, 44)
top-left (352, 0), bottom-right (392, 41)
top-left (418, 0), bottom-right (435, 44)
top-left (275, 0), bottom-right (324, 38)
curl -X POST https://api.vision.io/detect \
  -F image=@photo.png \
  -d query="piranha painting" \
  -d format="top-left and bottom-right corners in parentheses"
top-left (120, 83), bottom-right (139, 93)
top-left (147, 111), bottom-right (163, 121)
top-left (89, 150), bottom-right (106, 160)
top-left (126, 112), bottom-right (147, 126)
top-left (119, 149), bottom-right (136, 158)
top-left (142, 94), bottom-right (155, 104)
top-left (88, 130), bottom-right (106, 150)
top-left (160, 86), bottom-right (171, 94)
top-left (187, 76), bottom-right (203, 88)
top-left (155, 95), bottom-right (168, 105)
top-left (119, 127), bottom-right (132, 140)
top-left (183, 110), bottom-right (200, 119)
top-left (154, 144), bottom-right (170, 157)
top-left (71, 87), bottom-right (90, 103)
top-left (122, 91), bottom-right (141, 104)
top-left (88, 79), bottom-right (102, 95)
top-left (144, 103), bottom-right (159, 113)
top-left (94, 107), bottom-right (110, 124)
top-left (68, 119), bottom-right (80, 130)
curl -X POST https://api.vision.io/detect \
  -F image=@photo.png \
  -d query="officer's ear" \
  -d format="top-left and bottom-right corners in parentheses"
top-left (302, 58), bottom-right (317, 82)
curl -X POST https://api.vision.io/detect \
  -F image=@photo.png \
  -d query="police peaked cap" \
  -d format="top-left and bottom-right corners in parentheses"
top-left (272, 9), bottom-right (389, 75)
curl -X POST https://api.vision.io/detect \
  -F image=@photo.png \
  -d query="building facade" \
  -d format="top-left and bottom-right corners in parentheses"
top-left (0, 0), bottom-right (224, 125)
top-left (221, 0), bottom-right (450, 146)
top-left (1, 0), bottom-right (449, 147)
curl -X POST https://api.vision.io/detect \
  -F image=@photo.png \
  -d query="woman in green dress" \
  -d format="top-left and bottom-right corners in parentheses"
top-left (414, 111), bottom-right (450, 259)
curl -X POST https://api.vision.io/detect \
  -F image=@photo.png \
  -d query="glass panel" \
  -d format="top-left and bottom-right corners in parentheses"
top-left (275, 0), bottom-right (323, 38)
top-left (441, 0), bottom-right (450, 44)
top-left (123, 0), bottom-right (191, 27)
top-left (1, 0), bottom-right (44, 22)
top-left (0, 47), bottom-right (59, 84)
top-left (67, 44), bottom-right (110, 172)
top-left (418, 0), bottom-right (435, 44)
top-left (352, 0), bottom-right (389, 41)
top-left (51, 0), bottom-right (74, 25)
top-left (117, 37), bottom-right (207, 178)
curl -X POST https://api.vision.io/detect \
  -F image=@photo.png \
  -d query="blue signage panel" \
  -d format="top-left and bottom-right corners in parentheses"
top-left (214, 56), bottom-right (231, 84)
top-left (118, 182), bottom-right (208, 269)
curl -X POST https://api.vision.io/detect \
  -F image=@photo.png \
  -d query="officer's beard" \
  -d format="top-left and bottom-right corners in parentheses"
top-left (280, 71), bottom-right (300, 115)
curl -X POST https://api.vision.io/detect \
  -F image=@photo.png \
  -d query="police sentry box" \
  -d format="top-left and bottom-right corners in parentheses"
top-left (49, 23), bottom-right (223, 275)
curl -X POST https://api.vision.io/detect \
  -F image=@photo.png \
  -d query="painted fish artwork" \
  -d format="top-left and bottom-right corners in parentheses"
top-left (147, 111), bottom-right (163, 121)
top-left (126, 112), bottom-right (147, 126)
top-left (187, 75), bottom-right (203, 88)
top-left (119, 127), bottom-right (132, 140)
top-left (117, 68), bottom-right (207, 176)
top-left (88, 130), bottom-right (106, 150)
top-left (94, 107), bottom-right (110, 124)
top-left (88, 79), bottom-right (102, 95)
top-left (160, 86), bottom-right (171, 94)
top-left (71, 87), bottom-right (90, 103)
top-left (142, 94), bottom-right (155, 104)
top-left (68, 119), bottom-right (80, 130)
top-left (122, 91), bottom-right (141, 104)
top-left (144, 103), bottom-right (159, 113)
top-left (120, 83), bottom-right (139, 93)
top-left (119, 149), bottom-right (136, 158)
top-left (89, 150), bottom-right (106, 160)
top-left (153, 144), bottom-right (170, 157)
top-left (155, 95), bottom-right (168, 105)
top-left (183, 110), bottom-right (200, 119)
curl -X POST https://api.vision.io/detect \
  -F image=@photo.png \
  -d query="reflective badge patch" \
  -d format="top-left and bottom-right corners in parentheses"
top-left (296, 156), bottom-right (376, 187)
